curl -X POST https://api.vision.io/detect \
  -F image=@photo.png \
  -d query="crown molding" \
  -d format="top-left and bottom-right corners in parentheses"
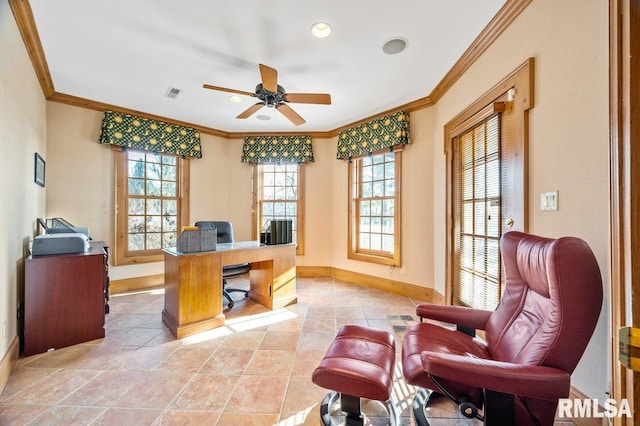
top-left (9, 0), bottom-right (54, 98)
top-left (10, 0), bottom-right (532, 139)
top-left (429, 0), bottom-right (533, 104)
top-left (49, 92), bottom-right (230, 138)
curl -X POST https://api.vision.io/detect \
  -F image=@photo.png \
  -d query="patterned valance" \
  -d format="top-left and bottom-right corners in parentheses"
top-left (241, 136), bottom-right (314, 164)
top-left (98, 111), bottom-right (202, 158)
top-left (336, 111), bottom-right (410, 159)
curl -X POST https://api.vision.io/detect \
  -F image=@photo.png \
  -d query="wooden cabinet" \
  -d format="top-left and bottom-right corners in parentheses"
top-left (24, 243), bottom-right (109, 356)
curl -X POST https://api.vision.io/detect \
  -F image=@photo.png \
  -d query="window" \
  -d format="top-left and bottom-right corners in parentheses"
top-left (348, 150), bottom-right (401, 266)
top-left (114, 149), bottom-right (190, 265)
top-left (254, 164), bottom-right (305, 255)
top-left (454, 115), bottom-right (502, 310)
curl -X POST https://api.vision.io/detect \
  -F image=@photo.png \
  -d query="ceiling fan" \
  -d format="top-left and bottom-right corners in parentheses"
top-left (203, 64), bottom-right (331, 126)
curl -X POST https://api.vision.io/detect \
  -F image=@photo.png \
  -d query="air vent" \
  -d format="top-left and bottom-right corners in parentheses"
top-left (164, 87), bottom-right (182, 99)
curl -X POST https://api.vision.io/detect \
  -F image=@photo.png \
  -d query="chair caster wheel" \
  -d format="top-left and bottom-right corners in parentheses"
top-left (459, 401), bottom-right (478, 419)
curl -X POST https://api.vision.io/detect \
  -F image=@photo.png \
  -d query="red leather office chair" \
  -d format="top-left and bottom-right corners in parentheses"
top-left (402, 231), bottom-right (603, 426)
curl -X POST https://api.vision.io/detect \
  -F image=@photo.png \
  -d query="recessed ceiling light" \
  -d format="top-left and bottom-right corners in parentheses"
top-left (311, 22), bottom-right (332, 38)
top-left (383, 37), bottom-right (408, 55)
top-left (257, 114), bottom-right (271, 121)
top-left (228, 95), bottom-right (242, 103)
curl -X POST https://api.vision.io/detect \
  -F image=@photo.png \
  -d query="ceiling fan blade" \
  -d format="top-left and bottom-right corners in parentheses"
top-left (284, 93), bottom-right (332, 105)
top-left (203, 84), bottom-right (255, 97)
top-left (276, 103), bottom-right (306, 126)
top-left (236, 102), bottom-right (264, 119)
top-left (259, 64), bottom-right (278, 93)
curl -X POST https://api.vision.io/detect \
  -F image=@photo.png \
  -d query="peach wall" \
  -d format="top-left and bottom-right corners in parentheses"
top-left (45, 104), bottom-right (255, 281)
top-left (325, 107), bottom-right (436, 287)
top-left (430, 0), bottom-right (610, 398)
top-left (46, 103), bottom-right (436, 289)
top-left (0, 1), bottom-right (47, 359)
top-left (189, 135), bottom-right (253, 239)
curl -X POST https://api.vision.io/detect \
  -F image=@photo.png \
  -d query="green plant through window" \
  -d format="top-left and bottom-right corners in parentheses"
top-left (357, 153), bottom-right (395, 253)
top-left (126, 151), bottom-right (179, 252)
top-left (348, 150), bottom-right (401, 266)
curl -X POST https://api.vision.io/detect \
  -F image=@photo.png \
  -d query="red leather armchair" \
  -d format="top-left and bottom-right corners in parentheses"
top-left (402, 231), bottom-right (603, 426)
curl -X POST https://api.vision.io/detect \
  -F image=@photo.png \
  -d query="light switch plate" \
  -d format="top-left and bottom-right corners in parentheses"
top-left (541, 191), bottom-right (558, 211)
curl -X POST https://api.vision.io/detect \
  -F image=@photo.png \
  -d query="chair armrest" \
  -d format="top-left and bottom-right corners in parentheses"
top-left (416, 304), bottom-right (492, 331)
top-left (420, 352), bottom-right (570, 401)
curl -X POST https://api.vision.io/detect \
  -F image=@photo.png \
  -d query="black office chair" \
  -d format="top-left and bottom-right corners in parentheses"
top-left (194, 221), bottom-right (250, 309)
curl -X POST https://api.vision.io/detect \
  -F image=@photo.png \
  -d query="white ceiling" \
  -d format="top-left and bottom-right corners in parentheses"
top-left (29, 0), bottom-right (506, 133)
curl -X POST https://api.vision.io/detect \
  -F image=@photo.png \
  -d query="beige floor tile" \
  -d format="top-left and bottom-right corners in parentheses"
top-left (0, 403), bottom-right (49, 425)
top-left (291, 350), bottom-right (326, 377)
top-left (59, 370), bottom-right (145, 406)
top-left (91, 408), bottom-right (162, 426)
top-left (259, 331), bottom-right (300, 351)
top-left (4, 369), bottom-right (101, 405)
top-left (219, 330), bottom-right (266, 350)
top-left (152, 409), bottom-right (220, 425)
top-left (28, 405), bottom-right (106, 425)
top-left (0, 278), bottom-right (575, 426)
top-left (155, 346), bottom-right (217, 374)
top-left (0, 367), bottom-right (57, 400)
top-left (170, 374), bottom-right (240, 411)
top-left (245, 349), bottom-right (296, 376)
top-left (281, 376), bottom-right (327, 414)
top-left (199, 348), bottom-right (255, 375)
top-left (225, 375), bottom-right (288, 414)
top-left (297, 332), bottom-right (336, 351)
top-left (301, 316), bottom-right (336, 334)
top-left (216, 412), bottom-right (280, 425)
top-left (112, 370), bottom-right (192, 409)
top-left (91, 407), bottom-right (163, 425)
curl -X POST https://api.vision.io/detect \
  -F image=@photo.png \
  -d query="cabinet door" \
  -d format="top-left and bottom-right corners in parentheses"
top-left (25, 252), bottom-right (105, 356)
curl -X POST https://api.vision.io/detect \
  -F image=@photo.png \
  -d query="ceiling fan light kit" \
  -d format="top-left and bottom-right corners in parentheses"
top-left (203, 63), bottom-right (332, 126)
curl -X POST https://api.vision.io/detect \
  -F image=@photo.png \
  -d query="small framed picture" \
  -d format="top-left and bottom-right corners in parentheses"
top-left (34, 153), bottom-right (45, 187)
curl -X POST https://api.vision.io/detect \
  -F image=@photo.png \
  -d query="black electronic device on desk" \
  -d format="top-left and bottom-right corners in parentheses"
top-left (260, 219), bottom-right (293, 245)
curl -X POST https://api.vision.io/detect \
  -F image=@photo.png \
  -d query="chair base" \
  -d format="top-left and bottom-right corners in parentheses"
top-left (412, 387), bottom-right (520, 426)
top-left (412, 388), bottom-right (484, 426)
top-left (222, 284), bottom-right (249, 309)
top-left (411, 388), bottom-right (440, 426)
top-left (319, 391), bottom-right (400, 426)
top-left (222, 288), bottom-right (249, 309)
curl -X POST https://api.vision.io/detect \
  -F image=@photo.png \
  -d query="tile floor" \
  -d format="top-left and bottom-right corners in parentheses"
top-left (0, 276), bottom-right (574, 425)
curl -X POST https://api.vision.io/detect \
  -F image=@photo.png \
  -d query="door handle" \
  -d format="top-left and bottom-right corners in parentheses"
top-left (505, 218), bottom-right (514, 228)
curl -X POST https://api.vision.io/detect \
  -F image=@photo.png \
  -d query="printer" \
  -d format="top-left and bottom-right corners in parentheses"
top-left (31, 232), bottom-right (90, 256)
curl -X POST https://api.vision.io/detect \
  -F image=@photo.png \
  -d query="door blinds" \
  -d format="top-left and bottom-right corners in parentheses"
top-left (454, 114), bottom-right (502, 311)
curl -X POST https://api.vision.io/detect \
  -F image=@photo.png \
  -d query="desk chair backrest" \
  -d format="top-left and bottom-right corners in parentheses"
top-left (195, 221), bottom-right (234, 243)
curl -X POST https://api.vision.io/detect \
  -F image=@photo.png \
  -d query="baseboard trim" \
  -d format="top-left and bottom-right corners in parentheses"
top-left (110, 267), bottom-right (443, 303)
top-left (295, 266), bottom-right (331, 278)
top-left (110, 274), bottom-right (164, 294)
top-left (0, 336), bottom-right (20, 395)
top-left (296, 265), bottom-right (440, 303)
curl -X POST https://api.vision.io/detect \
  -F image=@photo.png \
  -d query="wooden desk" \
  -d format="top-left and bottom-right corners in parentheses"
top-left (162, 241), bottom-right (296, 338)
